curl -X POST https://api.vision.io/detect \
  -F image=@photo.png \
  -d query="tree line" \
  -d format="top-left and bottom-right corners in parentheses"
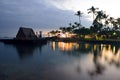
top-left (49, 6), bottom-right (120, 39)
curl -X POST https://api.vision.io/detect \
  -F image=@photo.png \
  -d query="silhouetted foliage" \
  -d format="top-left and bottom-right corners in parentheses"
top-left (48, 6), bottom-right (120, 40)
top-left (75, 11), bottom-right (83, 27)
top-left (88, 6), bottom-right (99, 22)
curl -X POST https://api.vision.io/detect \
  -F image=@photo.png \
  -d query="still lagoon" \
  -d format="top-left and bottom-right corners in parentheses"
top-left (0, 41), bottom-right (120, 80)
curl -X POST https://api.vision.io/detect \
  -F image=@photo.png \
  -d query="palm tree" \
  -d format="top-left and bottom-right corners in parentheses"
top-left (96, 11), bottom-right (105, 23)
top-left (59, 27), bottom-right (66, 33)
top-left (103, 13), bottom-right (109, 21)
top-left (69, 23), bottom-right (72, 27)
top-left (49, 30), bottom-right (57, 36)
top-left (75, 11), bottom-right (83, 27)
top-left (92, 10), bottom-right (105, 33)
top-left (88, 6), bottom-right (99, 23)
top-left (112, 21), bottom-right (118, 31)
top-left (105, 20), bottom-right (109, 28)
top-left (117, 18), bottom-right (120, 28)
top-left (109, 17), bottom-right (114, 27)
top-left (103, 13), bottom-right (109, 28)
top-left (74, 22), bottom-right (80, 27)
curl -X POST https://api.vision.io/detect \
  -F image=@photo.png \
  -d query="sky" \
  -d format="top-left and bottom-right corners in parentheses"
top-left (0, 0), bottom-right (120, 37)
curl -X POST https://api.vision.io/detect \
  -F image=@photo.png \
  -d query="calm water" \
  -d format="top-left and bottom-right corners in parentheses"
top-left (0, 41), bottom-right (120, 80)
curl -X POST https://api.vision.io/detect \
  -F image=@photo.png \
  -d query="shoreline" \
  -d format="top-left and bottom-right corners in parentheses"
top-left (1, 38), bottom-right (120, 45)
top-left (50, 38), bottom-right (120, 45)
top-left (0, 38), bottom-right (48, 45)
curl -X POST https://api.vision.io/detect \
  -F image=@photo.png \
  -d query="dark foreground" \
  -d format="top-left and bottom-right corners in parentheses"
top-left (0, 38), bottom-right (47, 45)
top-left (0, 41), bottom-right (120, 80)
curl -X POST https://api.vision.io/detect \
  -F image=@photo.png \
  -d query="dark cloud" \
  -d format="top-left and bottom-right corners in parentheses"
top-left (0, 0), bottom-right (91, 37)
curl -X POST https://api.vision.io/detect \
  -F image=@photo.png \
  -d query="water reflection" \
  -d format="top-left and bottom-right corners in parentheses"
top-left (51, 42), bottom-right (79, 51)
top-left (89, 44), bottom-right (105, 76)
top-left (51, 42), bottom-right (92, 56)
top-left (1, 41), bottom-right (120, 80)
top-left (14, 45), bottom-right (35, 59)
top-left (4, 43), bottom-right (46, 59)
top-left (88, 44), bottom-right (120, 77)
top-left (51, 42), bottom-right (120, 76)
top-left (51, 42), bottom-right (93, 51)
top-left (99, 45), bottom-right (120, 67)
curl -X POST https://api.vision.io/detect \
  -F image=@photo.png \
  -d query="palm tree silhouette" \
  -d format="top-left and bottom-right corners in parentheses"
top-left (109, 17), bottom-right (115, 28)
top-left (117, 18), bottom-right (120, 28)
top-left (96, 11), bottom-right (104, 23)
top-left (102, 13), bottom-right (109, 28)
top-left (105, 20), bottom-right (109, 28)
top-left (92, 10), bottom-right (105, 33)
top-left (88, 6), bottom-right (99, 23)
top-left (69, 23), bottom-right (72, 27)
top-left (75, 11), bottom-right (83, 28)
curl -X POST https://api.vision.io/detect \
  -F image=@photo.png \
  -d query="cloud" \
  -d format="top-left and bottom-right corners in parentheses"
top-left (47, 0), bottom-right (120, 18)
top-left (43, 0), bottom-right (92, 13)
top-left (0, 0), bottom-right (91, 37)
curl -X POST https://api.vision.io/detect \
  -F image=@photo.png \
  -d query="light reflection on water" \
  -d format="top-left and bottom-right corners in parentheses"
top-left (0, 42), bottom-right (120, 80)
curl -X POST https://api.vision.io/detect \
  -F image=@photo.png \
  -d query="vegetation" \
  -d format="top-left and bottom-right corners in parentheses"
top-left (48, 6), bottom-right (120, 40)
top-left (75, 11), bottom-right (83, 27)
top-left (87, 6), bottom-right (99, 23)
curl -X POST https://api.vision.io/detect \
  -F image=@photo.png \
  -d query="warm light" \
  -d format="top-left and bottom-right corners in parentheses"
top-left (85, 44), bottom-right (89, 49)
top-left (60, 34), bottom-right (66, 38)
top-left (58, 42), bottom-right (78, 51)
top-left (51, 42), bottom-right (79, 51)
top-left (51, 42), bottom-right (56, 51)
top-left (93, 45), bottom-right (97, 51)
top-left (100, 45), bottom-right (120, 64)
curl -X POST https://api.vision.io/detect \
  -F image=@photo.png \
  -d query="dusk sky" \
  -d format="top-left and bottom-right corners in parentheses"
top-left (0, 0), bottom-right (120, 37)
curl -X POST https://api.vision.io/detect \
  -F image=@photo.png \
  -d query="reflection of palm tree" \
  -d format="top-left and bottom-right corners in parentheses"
top-left (76, 62), bottom-right (81, 73)
top-left (75, 11), bottom-right (83, 27)
top-left (88, 45), bottom-right (105, 76)
top-left (88, 6), bottom-right (99, 23)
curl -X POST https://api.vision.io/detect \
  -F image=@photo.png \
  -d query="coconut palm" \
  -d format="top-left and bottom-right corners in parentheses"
top-left (74, 22), bottom-right (80, 27)
top-left (49, 30), bottom-right (58, 36)
top-left (59, 27), bottom-right (66, 33)
top-left (75, 11), bottom-right (83, 27)
top-left (103, 13), bottom-right (109, 28)
top-left (88, 6), bottom-right (99, 23)
top-left (117, 18), bottom-right (120, 28)
top-left (112, 21), bottom-right (119, 31)
top-left (103, 13), bottom-right (109, 21)
top-left (92, 10), bottom-right (105, 32)
top-left (104, 20), bottom-right (109, 28)
top-left (109, 17), bottom-right (114, 27)
top-left (96, 11), bottom-right (104, 22)
top-left (69, 23), bottom-right (72, 27)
